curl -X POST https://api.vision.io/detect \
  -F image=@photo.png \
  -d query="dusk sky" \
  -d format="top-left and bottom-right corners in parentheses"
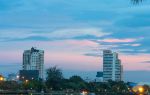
top-left (0, 0), bottom-right (150, 82)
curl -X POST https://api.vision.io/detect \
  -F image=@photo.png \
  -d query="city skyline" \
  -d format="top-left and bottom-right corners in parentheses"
top-left (0, 0), bottom-right (150, 82)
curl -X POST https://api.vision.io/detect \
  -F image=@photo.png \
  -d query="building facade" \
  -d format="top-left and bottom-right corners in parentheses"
top-left (19, 70), bottom-right (39, 80)
top-left (22, 47), bottom-right (44, 80)
top-left (103, 50), bottom-right (123, 81)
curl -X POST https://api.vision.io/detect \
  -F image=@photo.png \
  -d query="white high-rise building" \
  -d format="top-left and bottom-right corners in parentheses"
top-left (23, 47), bottom-right (44, 79)
top-left (103, 50), bottom-right (123, 81)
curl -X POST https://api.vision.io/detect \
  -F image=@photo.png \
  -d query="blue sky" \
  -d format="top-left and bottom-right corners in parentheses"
top-left (0, 0), bottom-right (150, 82)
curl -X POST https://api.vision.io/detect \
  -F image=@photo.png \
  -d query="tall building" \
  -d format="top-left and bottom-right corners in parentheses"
top-left (22, 47), bottom-right (44, 80)
top-left (103, 50), bottom-right (123, 81)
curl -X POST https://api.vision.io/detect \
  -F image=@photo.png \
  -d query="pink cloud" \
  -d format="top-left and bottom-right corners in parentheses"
top-left (0, 51), bottom-right (22, 63)
top-left (120, 54), bottom-right (150, 71)
top-left (65, 40), bottom-right (98, 47)
top-left (131, 44), bottom-right (141, 47)
top-left (45, 51), bottom-right (102, 71)
top-left (1, 40), bottom-right (150, 72)
top-left (0, 40), bottom-right (100, 71)
top-left (101, 38), bottom-right (136, 43)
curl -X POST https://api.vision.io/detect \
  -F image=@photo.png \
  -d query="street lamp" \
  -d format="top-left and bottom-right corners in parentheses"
top-left (50, 88), bottom-right (53, 91)
top-left (0, 77), bottom-right (4, 81)
top-left (132, 86), bottom-right (145, 94)
top-left (25, 79), bottom-right (29, 83)
top-left (81, 90), bottom-right (88, 95)
top-left (138, 87), bottom-right (144, 93)
top-left (16, 75), bottom-right (19, 79)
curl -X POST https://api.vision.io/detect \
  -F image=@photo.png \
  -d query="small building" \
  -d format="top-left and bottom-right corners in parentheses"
top-left (96, 72), bottom-right (103, 82)
top-left (96, 72), bottom-right (103, 78)
top-left (19, 70), bottom-right (39, 81)
top-left (7, 73), bottom-right (18, 81)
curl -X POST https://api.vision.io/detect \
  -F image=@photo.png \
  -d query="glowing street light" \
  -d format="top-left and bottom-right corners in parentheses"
top-left (81, 90), bottom-right (88, 95)
top-left (22, 76), bottom-right (24, 79)
top-left (0, 75), bottom-right (4, 81)
top-left (138, 87), bottom-right (144, 93)
top-left (132, 85), bottom-right (145, 94)
top-left (0, 77), bottom-right (4, 81)
top-left (25, 79), bottom-right (29, 83)
top-left (16, 75), bottom-right (19, 79)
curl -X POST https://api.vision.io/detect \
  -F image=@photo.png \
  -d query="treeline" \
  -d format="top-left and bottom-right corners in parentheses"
top-left (45, 66), bottom-right (130, 93)
top-left (0, 66), bottom-right (150, 94)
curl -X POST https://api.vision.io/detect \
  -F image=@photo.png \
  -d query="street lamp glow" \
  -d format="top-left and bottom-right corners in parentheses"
top-left (16, 75), bottom-right (19, 78)
top-left (81, 91), bottom-right (88, 95)
top-left (0, 77), bottom-right (4, 81)
top-left (138, 87), bottom-right (144, 93)
top-left (25, 80), bottom-right (29, 83)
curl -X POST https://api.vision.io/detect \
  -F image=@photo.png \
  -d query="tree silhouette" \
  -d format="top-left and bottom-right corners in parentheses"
top-left (46, 66), bottom-right (64, 90)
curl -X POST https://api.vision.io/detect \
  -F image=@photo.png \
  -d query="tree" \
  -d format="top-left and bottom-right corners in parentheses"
top-left (0, 81), bottom-right (21, 90)
top-left (22, 80), bottom-right (45, 92)
top-left (68, 75), bottom-right (88, 91)
top-left (46, 66), bottom-right (64, 90)
top-left (69, 76), bottom-right (84, 83)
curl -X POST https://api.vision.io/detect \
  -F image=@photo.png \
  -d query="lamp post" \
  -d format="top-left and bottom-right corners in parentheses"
top-left (0, 75), bottom-right (4, 81)
top-left (25, 79), bottom-right (29, 83)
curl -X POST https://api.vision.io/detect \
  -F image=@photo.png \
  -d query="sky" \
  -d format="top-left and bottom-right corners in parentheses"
top-left (0, 0), bottom-right (150, 82)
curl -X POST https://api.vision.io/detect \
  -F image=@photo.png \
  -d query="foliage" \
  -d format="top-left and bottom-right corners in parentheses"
top-left (0, 66), bottom-right (134, 94)
top-left (46, 66), bottom-right (64, 90)
top-left (87, 80), bottom-right (129, 94)
top-left (0, 81), bottom-right (21, 90)
top-left (22, 80), bottom-right (45, 91)
top-left (67, 75), bottom-right (88, 91)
